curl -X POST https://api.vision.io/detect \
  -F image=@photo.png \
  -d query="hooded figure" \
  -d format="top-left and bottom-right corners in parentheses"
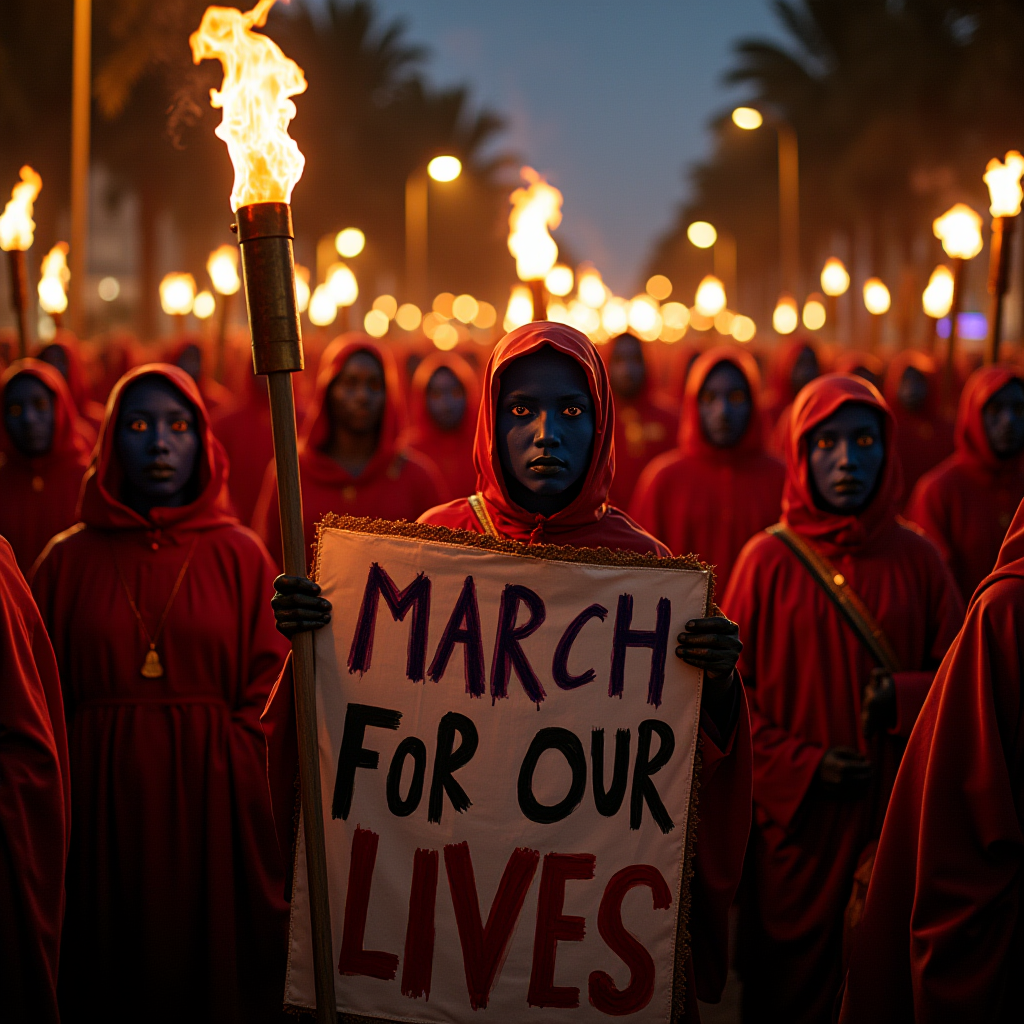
top-left (0, 359), bottom-right (91, 574)
top-left (0, 535), bottom-right (69, 1024)
top-left (403, 349), bottom-right (481, 501)
top-left (839, 494), bottom-right (1024, 1023)
top-left (253, 335), bottom-right (443, 569)
top-left (38, 333), bottom-right (106, 433)
top-left (831, 351), bottom-right (884, 391)
top-left (881, 350), bottom-right (954, 500)
top-left (164, 336), bottom-right (234, 415)
top-left (722, 374), bottom-right (963, 1024)
top-left (602, 332), bottom-right (679, 508)
top-left (907, 365), bottom-right (1024, 600)
top-left (765, 336), bottom-right (822, 456)
top-left (630, 345), bottom-right (785, 592)
top-left (31, 365), bottom-right (290, 1023)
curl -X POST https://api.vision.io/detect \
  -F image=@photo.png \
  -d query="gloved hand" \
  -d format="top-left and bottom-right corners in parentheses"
top-left (271, 574), bottom-right (332, 638)
top-left (861, 668), bottom-right (896, 737)
top-left (818, 746), bottom-right (872, 796)
top-left (676, 615), bottom-right (742, 733)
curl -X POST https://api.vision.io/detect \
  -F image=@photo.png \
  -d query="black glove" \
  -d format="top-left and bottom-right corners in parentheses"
top-left (271, 574), bottom-right (332, 638)
top-left (861, 668), bottom-right (896, 737)
top-left (818, 746), bottom-right (873, 796)
top-left (676, 615), bottom-right (742, 733)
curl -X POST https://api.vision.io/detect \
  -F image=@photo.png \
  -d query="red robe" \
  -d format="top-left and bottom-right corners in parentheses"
top-left (253, 334), bottom-right (444, 570)
top-left (906, 364), bottom-right (1024, 601)
top-left (722, 373), bottom-right (964, 1024)
top-left (409, 322), bottom-right (753, 1019)
top-left (212, 374), bottom-right (275, 527)
top-left (840, 498), bottom-right (1024, 1023)
top-left (882, 350), bottom-right (954, 502)
top-left (43, 332), bottom-right (106, 434)
top-left (0, 535), bottom-right (69, 1024)
top-left (630, 345), bottom-right (785, 592)
top-left (0, 359), bottom-right (91, 574)
top-left (32, 365), bottom-right (290, 1024)
top-left (402, 348), bottom-right (480, 502)
top-left (764, 336), bottom-right (822, 457)
top-left (164, 337), bottom-right (235, 417)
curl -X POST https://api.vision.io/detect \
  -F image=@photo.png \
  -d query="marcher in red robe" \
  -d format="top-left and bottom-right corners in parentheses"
top-left (831, 351), bottom-right (884, 391)
top-left (403, 349), bottom-right (480, 501)
top-left (839, 495), bottom-right (1024, 1023)
top-left (722, 373), bottom-right (963, 1024)
top-left (212, 372), bottom-right (275, 525)
top-left (0, 359), bottom-right (91, 574)
top-left (269, 321), bottom-right (754, 1021)
top-left (166, 336), bottom-right (234, 415)
top-left (38, 332), bottom-right (106, 433)
top-left (882, 350), bottom-right (954, 500)
top-left (765, 336), bottom-right (822, 457)
top-left (0, 534), bottom-right (69, 1024)
top-left (603, 332), bottom-right (679, 509)
top-left (32, 365), bottom-right (289, 1023)
top-left (253, 334), bottom-right (443, 569)
top-left (630, 345), bottom-right (785, 592)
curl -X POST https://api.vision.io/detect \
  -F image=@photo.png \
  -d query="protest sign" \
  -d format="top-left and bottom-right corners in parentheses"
top-left (284, 516), bottom-right (711, 1022)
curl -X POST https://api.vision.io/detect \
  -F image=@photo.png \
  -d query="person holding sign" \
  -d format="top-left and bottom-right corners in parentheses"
top-left (272, 321), bottom-right (752, 1018)
top-left (32, 365), bottom-right (290, 1023)
top-left (722, 373), bottom-right (964, 1024)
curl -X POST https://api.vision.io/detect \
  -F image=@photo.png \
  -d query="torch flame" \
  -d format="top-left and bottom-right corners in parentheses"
top-left (0, 166), bottom-right (43, 252)
top-left (984, 151), bottom-right (1024, 218)
top-left (38, 242), bottom-right (70, 315)
top-left (190, 0), bottom-right (307, 211)
top-left (508, 167), bottom-right (563, 282)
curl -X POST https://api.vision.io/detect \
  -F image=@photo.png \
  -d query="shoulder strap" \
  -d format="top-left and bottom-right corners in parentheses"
top-left (766, 523), bottom-right (902, 672)
top-left (467, 493), bottom-right (501, 538)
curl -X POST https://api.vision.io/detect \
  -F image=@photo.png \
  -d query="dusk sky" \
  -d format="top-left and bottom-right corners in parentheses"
top-left (371, 1), bottom-right (787, 293)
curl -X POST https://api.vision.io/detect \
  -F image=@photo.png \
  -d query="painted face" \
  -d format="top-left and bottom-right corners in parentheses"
top-left (115, 377), bottom-right (200, 513)
top-left (608, 334), bottom-right (646, 400)
top-left (425, 366), bottom-right (466, 432)
top-left (3, 375), bottom-right (55, 458)
top-left (791, 346), bottom-right (820, 396)
top-left (38, 344), bottom-right (70, 382)
top-left (897, 366), bottom-right (928, 412)
top-left (175, 344), bottom-right (203, 383)
top-left (807, 402), bottom-right (885, 514)
top-left (983, 379), bottom-right (1024, 458)
top-left (698, 361), bottom-right (752, 448)
top-left (497, 346), bottom-right (596, 515)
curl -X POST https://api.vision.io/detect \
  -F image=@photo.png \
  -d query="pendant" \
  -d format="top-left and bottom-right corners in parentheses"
top-left (141, 646), bottom-right (164, 679)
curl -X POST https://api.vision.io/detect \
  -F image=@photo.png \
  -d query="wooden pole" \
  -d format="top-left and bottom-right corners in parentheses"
top-left (8, 249), bottom-right (31, 357)
top-left (405, 169), bottom-right (428, 307)
top-left (777, 122), bottom-right (800, 298)
top-left (214, 290), bottom-right (232, 383)
top-left (528, 277), bottom-right (546, 321)
top-left (70, 0), bottom-right (91, 337)
top-left (986, 214), bottom-right (1015, 364)
top-left (943, 257), bottom-right (964, 412)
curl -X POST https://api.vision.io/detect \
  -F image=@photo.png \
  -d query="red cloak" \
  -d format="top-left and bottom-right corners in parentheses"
top-left (882, 350), bottom-right (954, 501)
top-left (629, 345), bottom-right (785, 591)
top-left (906, 364), bottom-right (1024, 601)
top-left (0, 359), bottom-right (91, 574)
top-left (32, 364), bottom-right (290, 1023)
top-left (602, 334), bottom-right (679, 509)
top-left (402, 349), bottom-right (480, 502)
top-left (41, 332), bottom-right (106, 433)
top-left (212, 373), bottom-right (275, 526)
top-left (764, 336), bottom-right (821, 457)
top-left (722, 373), bottom-right (964, 1024)
top-left (839, 497), bottom-right (1024, 1023)
top-left (0, 534), bottom-right (69, 1024)
top-left (253, 335), bottom-right (444, 569)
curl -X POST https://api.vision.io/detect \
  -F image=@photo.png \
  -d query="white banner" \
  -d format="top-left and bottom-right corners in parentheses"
top-left (285, 522), bottom-right (709, 1022)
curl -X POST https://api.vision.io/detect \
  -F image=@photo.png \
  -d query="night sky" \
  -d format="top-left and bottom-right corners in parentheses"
top-left (371, 1), bottom-right (785, 293)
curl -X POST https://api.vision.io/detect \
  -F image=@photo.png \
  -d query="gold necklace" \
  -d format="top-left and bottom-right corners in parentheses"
top-left (116, 537), bottom-right (199, 678)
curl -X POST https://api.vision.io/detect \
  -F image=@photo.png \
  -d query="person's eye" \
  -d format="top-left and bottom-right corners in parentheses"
top-left (728, 390), bottom-right (747, 405)
top-left (170, 419), bottom-right (190, 433)
top-left (563, 405), bottom-right (583, 418)
top-left (856, 435), bottom-right (875, 447)
top-left (511, 404), bottom-right (531, 417)
top-left (698, 390), bottom-right (713, 405)
top-left (32, 398), bottom-right (49, 411)
top-left (816, 437), bottom-right (835, 450)
top-left (7, 404), bottom-right (23, 417)
top-left (130, 418), bottom-right (148, 432)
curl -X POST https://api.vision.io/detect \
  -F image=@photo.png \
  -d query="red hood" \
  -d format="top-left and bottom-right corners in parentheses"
top-left (475, 321), bottom-right (615, 531)
top-left (1, 358), bottom-right (89, 464)
top-left (299, 333), bottom-right (405, 485)
top-left (680, 343), bottom-right (765, 457)
top-left (601, 332), bottom-right (658, 403)
top-left (882, 349), bottom-right (941, 419)
top-left (953, 364), bottom-right (1024, 474)
top-left (405, 349), bottom-right (480, 449)
top-left (78, 364), bottom-right (236, 531)
top-left (832, 350), bottom-right (884, 384)
top-left (782, 372), bottom-right (903, 556)
top-left (40, 333), bottom-right (91, 412)
top-left (769, 335), bottom-right (820, 406)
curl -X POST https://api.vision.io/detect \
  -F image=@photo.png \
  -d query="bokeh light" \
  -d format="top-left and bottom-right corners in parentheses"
top-left (820, 257), bottom-right (850, 297)
top-left (395, 302), bottom-right (422, 331)
top-left (308, 284), bottom-right (337, 327)
top-left (802, 295), bottom-right (826, 330)
top-left (646, 274), bottom-right (672, 300)
top-left (335, 227), bottom-right (366, 258)
top-left (863, 277), bottom-right (891, 315)
top-left (364, 308), bottom-right (389, 337)
top-left (452, 293), bottom-right (479, 323)
top-left (772, 295), bottom-right (798, 334)
top-left (372, 294), bottom-right (398, 319)
top-left (732, 106), bottom-right (763, 130)
top-left (545, 264), bottom-right (574, 297)
top-left (694, 275), bottom-right (727, 317)
top-left (427, 155), bottom-right (462, 182)
top-left (687, 221), bottom-right (717, 249)
top-left (922, 265), bottom-right (954, 319)
top-left (192, 290), bottom-right (216, 319)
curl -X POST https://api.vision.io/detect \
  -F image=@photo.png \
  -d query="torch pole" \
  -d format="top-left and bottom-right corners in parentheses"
top-left (943, 257), bottom-right (964, 412)
top-left (8, 249), bottom-right (31, 357)
top-left (986, 214), bottom-right (1015, 365)
top-left (236, 203), bottom-right (338, 1024)
top-left (528, 278), bottom-right (546, 322)
top-left (215, 291), bottom-right (232, 383)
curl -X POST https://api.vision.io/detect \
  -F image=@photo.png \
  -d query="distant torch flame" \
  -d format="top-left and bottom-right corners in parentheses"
top-left (0, 166), bottom-right (43, 251)
top-left (190, 0), bottom-right (307, 211)
top-left (508, 167), bottom-right (563, 281)
top-left (38, 242), bottom-right (70, 314)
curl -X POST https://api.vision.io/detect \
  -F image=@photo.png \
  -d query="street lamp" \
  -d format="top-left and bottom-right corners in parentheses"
top-left (687, 220), bottom-right (735, 300)
top-left (983, 150), bottom-right (1024, 363)
top-left (406, 155), bottom-right (462, 306)
top-left (862, 277), bottom-right (891, 352)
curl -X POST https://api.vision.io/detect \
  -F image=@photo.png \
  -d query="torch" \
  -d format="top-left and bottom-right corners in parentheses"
top-left (922, 264), bottom-right (954, 351)
top-left (38, 242), bottom-right (70, 331)
top-left (862, 277), bottom-right (891, 352)
top-left (983, 151), bottom-right (1024, 364)
top-left (208, 244), bottom-right (241, 381)
top-left (820, 257), bottom-right (850, 343)
top-left (190, 4), bottom-right (337, 1022)
top-left (159, 272), bottom-right (197, 333)
top-left (0, 166), bottom-right (43, 357)
top-left (508, 166), bottom-right (562, 320)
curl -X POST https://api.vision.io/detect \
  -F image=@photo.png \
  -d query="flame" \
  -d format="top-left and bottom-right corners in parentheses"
top-left (207, 244), bottom-right (241, 295)
top-left (984, 151), bottom-right (1024, 218)
top-left (820, 257), bottom-right (850, 297)
top-left (504, 285), bottom-right (534, 331)
top-left (863, 277), bottom-right (891, 316)
top-left (190, 0), bottom-right (307, 211)
top-left (0, 166), bottom-right (43, 251)
top-left (160, 273), bottom-right (197, 316)
top-left (38, 242), bottom-right (70, 314)
top-left (922, 265), bottom-right (954, 319)
top-left (508, 167), bottom-right (562, 281)
top-left (933, 204), bottom-right (983, 260)
top-left (772, 294), bottom-right (798, 334)
top-left (695, 275), bottom-right (727, 318)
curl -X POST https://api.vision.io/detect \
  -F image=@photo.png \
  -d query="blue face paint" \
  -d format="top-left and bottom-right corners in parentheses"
top-left (3, 375), bottom-right (55, 458)
top-left (608, 333), bottom-right (646, 400)
top-left (698, 361), bottom-right (752, 448)
top-left (497, 347), bottom-right (595, 516)
top-left (425, 366), bottom-right (466, 432)
top-left (114, 377), bottom-right (200, 516)
top-left (807, 402), bottom-right (885, 514)
top-left (983, 379), bottom-right (1024, 458)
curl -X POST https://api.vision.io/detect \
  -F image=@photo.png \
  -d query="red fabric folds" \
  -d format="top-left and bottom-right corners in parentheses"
top-left (212, 373), bottom-right (275, 526)
top-left (32, 364), bottom-right (290, 1023)
top-left (906, 364), bottom-right (1024, 601)
top-left (253, 334), bottom-right (443, 569)
top-left (630, 345), bottom-right (785, 591)
top-left (722, 372), bottom-right (963, 1024)
top-left (0, 359), bottom-right (91, 574)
